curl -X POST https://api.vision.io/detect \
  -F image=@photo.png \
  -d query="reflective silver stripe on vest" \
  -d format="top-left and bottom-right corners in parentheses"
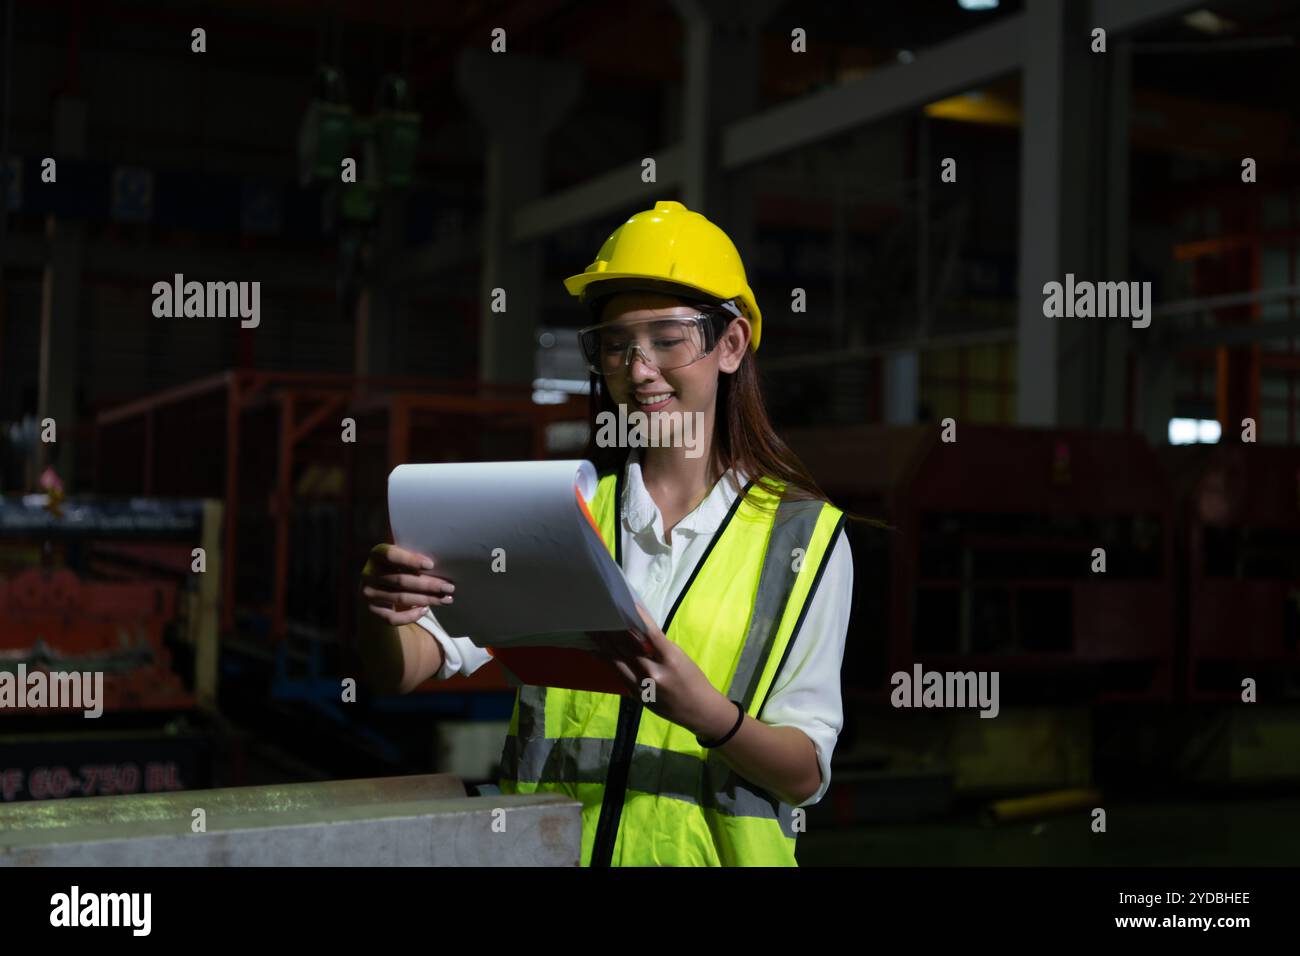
top-left (500, 684), bottom-right (548, 780)
top-left (518, 684), bottom-right (546, 739)
top-left (727, 497), bottom-right (828, 710)
top-left (501, 735), bottom-right (799, 839)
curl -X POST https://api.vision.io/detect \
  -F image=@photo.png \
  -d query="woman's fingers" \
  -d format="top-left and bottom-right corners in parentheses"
top-left (590, 629), bottom-right (641, 661)
top-left (362, 571), bottom-right (455, 596)
top-left (361, 589), bottom-right (449, 610)
top-left (358, 572), bottom-right (454, 600)
top-left (591, 642), bottom-right (628, 689)
top-left (591, 633), bottom-right (654, 690)
top-left (360, 544), bottom-right (446, 624)
top-left (607, 657), bottom-right (639, 692)
top-left (364, 582), bottom-right (449, 606)
top-left (381, 545), bottom-right (437, 571)
top-left (628, 604), bottom-right (666, 660)
top-left (639, 624), bottom-right (669, 661)
top-left (366, 601), bottom-right (430, 626)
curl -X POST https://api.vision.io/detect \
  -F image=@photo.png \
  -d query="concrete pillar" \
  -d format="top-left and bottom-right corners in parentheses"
top-left (1138, 347), bottom-right (1178, 445)
top-left (1016, 0), bottom-right (1071, 426)
top-left (672, 0), bottom-right (780, 258)
top-left (457, 51), bottom-right (581, 385)
top-left (886, 114), bottom-right (931, 426)
top-left (1098, 39), bottom-right (1132, 430)
top-left (1018, 1), bottom-right (1133, 428)
top-left (37, 95), bottom-right (86, 485)
top-left (883, 351), bottom-right (920, 424)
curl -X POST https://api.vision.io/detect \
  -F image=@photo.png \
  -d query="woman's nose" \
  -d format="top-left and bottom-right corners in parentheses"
top-left (624, 343), bottom-right (658, 377)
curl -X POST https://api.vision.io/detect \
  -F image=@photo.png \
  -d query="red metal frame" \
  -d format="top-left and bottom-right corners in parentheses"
top-left (1168, 185), bottom-right (1300, 444)
top-left (95, 370), bottom-right (587, 645)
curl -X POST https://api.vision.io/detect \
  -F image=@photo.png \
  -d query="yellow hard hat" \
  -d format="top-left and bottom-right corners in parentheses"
top-left (563, 199), bottom-right (763, 350)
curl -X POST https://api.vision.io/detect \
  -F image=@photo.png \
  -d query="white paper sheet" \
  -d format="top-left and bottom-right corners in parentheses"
top-left (387, 460), bottom-right (644, 647)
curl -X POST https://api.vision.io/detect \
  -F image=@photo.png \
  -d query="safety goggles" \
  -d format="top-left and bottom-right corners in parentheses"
top-left (577, 312), bottom-right (730, 376)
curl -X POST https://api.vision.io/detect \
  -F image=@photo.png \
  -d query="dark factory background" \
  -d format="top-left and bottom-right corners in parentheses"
top-left (1, 0), bottom-right (1298, 866)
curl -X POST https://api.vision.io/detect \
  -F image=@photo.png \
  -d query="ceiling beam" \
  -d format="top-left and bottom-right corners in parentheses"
top-left (510, 145), bottom-right (685, 243)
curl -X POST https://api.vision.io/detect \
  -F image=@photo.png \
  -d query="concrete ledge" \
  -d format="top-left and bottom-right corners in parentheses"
top-left (0, 775), bottom-right (582, 867)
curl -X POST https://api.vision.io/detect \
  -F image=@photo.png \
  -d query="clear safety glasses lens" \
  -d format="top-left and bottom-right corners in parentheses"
top-left (578, 314), bottom-right (724, 376)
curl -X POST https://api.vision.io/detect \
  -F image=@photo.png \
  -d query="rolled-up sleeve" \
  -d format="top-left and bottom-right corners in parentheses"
top-left (412, 608), bottom-right (495, 680)
top-left (757, 528), bottom-right (852, 807)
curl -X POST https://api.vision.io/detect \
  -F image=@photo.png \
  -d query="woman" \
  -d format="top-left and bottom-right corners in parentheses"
top-left (359, 200), bottom-right (852, 866)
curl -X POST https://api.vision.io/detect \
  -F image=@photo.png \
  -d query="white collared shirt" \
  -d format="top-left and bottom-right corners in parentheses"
top-left (416, 454), bottom-right (853, 807)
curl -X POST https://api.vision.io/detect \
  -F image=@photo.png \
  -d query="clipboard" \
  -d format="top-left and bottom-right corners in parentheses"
top-left (388, 460), bottom-right (652, 695)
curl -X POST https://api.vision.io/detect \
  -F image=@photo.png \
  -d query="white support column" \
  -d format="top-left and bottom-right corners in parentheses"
top-left (892, 114), bottom-right (931, 426)
top-left (677, 0), bottom-right (711, 213)
top-left (671, 0), bottom-right (780, 251)
top-left (1016, 0), bottom-right (1071, 426)
top-left (1020, 0), bottom-right (1141, 427)
top-left (883, 351), bottom-right (920, 425)
top-left (457, 51), bottom-right (581, 385)
top-left (1099, 39), bottom-right (1133, 430)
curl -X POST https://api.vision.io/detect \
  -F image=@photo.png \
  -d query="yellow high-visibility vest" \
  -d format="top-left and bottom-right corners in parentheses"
top-left (498, 469), bottom-right (845, 866)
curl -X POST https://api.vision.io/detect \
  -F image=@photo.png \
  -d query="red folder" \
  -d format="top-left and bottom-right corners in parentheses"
top-left (487, 645), bottom-right (630, 696)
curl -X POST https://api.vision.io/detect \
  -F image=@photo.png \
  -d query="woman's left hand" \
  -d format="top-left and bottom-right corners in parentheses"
top-left (591, 604), bottom-right (736, 741)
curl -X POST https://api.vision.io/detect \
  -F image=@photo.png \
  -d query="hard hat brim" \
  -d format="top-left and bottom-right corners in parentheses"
top-left (563, 271), bottom-right (725, 306)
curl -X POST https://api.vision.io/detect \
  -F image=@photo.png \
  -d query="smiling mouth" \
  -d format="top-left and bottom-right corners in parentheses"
top-left (634, 392), bottom-right (674, 410)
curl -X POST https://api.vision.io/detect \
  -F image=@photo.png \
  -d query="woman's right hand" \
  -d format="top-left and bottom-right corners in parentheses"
top-left (360, 543), bottom-right (456, 627)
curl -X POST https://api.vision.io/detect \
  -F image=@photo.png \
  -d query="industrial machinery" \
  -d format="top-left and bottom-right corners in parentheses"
top-left (786, 424), bottom-right (1177, 706)
top-left (781, 424), bottom-right (1177, 805)
top-left (1183, 443), bottom-right (1300, 702)
top-left (0, 496), bottom-right (220, 801)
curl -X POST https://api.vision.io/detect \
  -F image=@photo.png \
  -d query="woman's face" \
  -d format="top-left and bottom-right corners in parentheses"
top-left (596, 292), bottom-right (750, 422)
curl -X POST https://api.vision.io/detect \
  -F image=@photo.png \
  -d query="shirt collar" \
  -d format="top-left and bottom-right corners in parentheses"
top-left (620, 450), bottom-right (748, 539)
